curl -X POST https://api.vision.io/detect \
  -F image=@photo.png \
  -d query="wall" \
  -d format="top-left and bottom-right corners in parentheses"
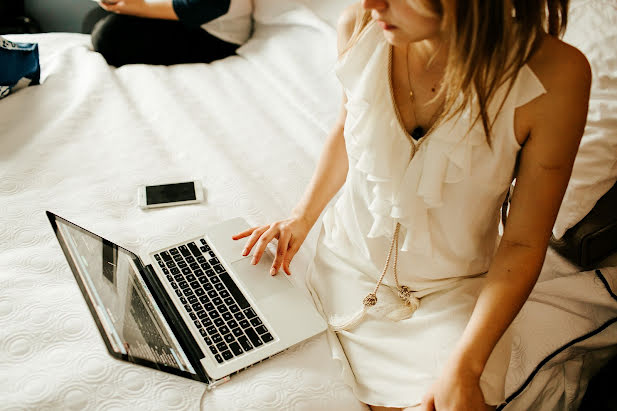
top-left (25, 0), bottom-right (99, 33)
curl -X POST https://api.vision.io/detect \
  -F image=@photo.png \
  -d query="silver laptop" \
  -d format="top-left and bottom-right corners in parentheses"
top-left (46, 211), bottom-right (326, 387)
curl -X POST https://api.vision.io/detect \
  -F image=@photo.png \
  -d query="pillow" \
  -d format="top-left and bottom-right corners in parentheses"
top-left (252, 0), bottom-right (304, 25)
top-left (550, 180), bottom-right (617, 267)
top-left (252, 0), bottom-right (355, 28)
top-left (553, 0), bottom-right (617, 238)
top-left (302, 0), bottom-right (357, 28)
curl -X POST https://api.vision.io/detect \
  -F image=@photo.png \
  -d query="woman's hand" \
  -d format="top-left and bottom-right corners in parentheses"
top-left (420, 359), bottom-right (487, 411)
top-left (232, 214), bottom-right (312, 276)
top-left (99, 0), bottom-right (147, 16)
top-left (98, 0), bottom-right (178, 20)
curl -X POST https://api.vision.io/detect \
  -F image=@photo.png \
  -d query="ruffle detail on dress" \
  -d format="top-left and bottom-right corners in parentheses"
top-left (336, 25), bottom-right (489, 257)
top-left (392, 109), bottom-right (487, 255)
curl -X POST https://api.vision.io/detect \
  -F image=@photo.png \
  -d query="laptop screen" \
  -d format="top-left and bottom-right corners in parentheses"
top-left (50, 214), bottom-right (195, 375)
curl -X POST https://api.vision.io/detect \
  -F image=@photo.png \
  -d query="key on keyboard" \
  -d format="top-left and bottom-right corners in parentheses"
top-left (154, 238), bottom-right (276, 364)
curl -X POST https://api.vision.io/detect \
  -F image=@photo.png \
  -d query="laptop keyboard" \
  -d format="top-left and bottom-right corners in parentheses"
top-left (154, 239), bottom-right (274, 364)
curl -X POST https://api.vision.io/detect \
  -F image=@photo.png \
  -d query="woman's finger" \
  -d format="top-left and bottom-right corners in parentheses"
top-left (232, 226), bottom-right (258, 241)
top-left (242, 226), bottom-right (269, 257)
top-left (271, 231), bottom-right (291, 275)
top-left (282, 238), bottom-right (301, 275)
top-left (251, 226), bottom-right (279, 265)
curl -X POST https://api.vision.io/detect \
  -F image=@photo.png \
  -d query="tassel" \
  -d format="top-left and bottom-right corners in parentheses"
top-left (329, 292), bottom-right (377, 332)
top-left (386, 286), bottom-right (420, 321)
top-left (329, 306), bottom-right (369, 332)
top-left (329, 224), bottom-right (423, 330)
top-left (385, 305), bottom-right (415, 321)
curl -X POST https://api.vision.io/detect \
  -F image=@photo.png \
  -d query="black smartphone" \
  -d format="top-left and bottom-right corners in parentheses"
top-left (137, 181), bottom-right (204, 209)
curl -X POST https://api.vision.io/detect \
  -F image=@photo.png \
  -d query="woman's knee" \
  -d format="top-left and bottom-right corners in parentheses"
top-left (91, 14), bottom-right (117, 52)
top-left (90, 14), bottom-right (138, 65)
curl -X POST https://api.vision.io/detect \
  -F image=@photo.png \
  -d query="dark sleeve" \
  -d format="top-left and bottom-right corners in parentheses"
top-left (172, 0), bottom-right (231, 27)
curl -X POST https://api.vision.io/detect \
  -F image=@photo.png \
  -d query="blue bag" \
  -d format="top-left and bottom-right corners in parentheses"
top-left (0, 36), bottom-right (40, 99)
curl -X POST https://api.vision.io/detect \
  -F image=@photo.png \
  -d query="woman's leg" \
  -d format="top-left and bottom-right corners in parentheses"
top-left (90, 14), bottom-right (238, 66)
top-left (82, 7), bottom-right (109, 34)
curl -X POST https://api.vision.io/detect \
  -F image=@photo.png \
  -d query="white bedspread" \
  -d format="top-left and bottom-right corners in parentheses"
top-left (1, 6), bottom-right (616, 410)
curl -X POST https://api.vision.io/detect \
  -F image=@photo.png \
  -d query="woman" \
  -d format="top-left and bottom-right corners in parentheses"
top-left (234, 0), bottom-right (591, 409)
top-left (86, 0), bottom-right (252, 66)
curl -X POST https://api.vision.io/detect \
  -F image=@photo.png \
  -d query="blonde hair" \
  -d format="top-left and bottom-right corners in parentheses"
top-left (344, 0), bottom-right (569, 143)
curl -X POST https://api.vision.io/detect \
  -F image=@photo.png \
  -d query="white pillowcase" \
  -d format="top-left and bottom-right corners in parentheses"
top-left (553, 0), bottom-right (617, 238)
top-left (253, 0), bottom-right (355, 27)
top-left (252, 0), bottom-right (303, 25)
top-left (302, 0), bottom-right (357, 28)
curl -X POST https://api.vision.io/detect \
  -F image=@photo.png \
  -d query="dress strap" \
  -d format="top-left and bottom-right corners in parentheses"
top-left (513, 65), bottom-right (547, 108)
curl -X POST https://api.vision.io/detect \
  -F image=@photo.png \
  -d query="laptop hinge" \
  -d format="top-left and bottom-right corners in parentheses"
top-left (141, 263), bottom-right (211, 384)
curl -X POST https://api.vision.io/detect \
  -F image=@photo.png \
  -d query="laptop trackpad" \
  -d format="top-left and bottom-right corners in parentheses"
top-left (231, 258), bottom-right (293, 300)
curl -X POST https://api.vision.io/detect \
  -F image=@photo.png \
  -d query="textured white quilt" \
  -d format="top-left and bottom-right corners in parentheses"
top-left (1, 3), bottom-right (616, 411)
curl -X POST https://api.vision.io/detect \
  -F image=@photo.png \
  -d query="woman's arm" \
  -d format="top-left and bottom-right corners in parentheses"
top-left (232, 4), bottom-right (361, 275)
top-left (232, 105), bottom-right (348, 275)
top-left (289, 4), bottom-right (363, 227)
top-left (99, 0), bottom-right (179, 20)
top-left (99, 0), bottom-right (231, 22)
top-left (291, 106), bottom-right (348, 226)
top-left (421, 40), bottom-right (592, 410)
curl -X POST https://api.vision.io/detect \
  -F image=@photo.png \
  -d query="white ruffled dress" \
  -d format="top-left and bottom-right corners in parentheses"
top-left (306, 22), bottom-right (547, 408)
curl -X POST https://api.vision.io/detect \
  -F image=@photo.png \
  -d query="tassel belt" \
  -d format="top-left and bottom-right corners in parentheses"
top-left (329, 222), bottom-right (420, 332)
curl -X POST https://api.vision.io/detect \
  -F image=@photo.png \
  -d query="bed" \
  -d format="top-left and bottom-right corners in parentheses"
top-left (1, 1), bottom-right (616, 410)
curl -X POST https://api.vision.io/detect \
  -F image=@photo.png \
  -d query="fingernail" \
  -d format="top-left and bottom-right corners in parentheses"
top-left (242, 248), bottom-right (247, 256)
top-left (251, 258), bottom-right (256, 265)
top-left (270, 268), bottom-right (276, 276)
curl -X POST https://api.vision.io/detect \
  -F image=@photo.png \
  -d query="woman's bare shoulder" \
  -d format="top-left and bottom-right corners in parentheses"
top-left (527, 34), bottom-right (592, 98)
top-left (517, 34), bottom-right (592, 145)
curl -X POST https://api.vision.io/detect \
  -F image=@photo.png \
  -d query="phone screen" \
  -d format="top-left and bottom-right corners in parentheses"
top-left (145, 182), bottom-right (196, 205)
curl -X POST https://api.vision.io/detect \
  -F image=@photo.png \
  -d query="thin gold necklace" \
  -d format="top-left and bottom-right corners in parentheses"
top-left (405, 43), bottom-right (426, 141)
top-left (401, 44), bottom-right (444, 142)
top-left (388, 45), bottom-right (423, 159)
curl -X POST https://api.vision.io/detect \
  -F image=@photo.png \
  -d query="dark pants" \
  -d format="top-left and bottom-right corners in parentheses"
top-left (84, 9), bottom-right (239, 67)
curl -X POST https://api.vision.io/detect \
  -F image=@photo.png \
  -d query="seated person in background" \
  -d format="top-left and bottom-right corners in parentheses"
top-left (85, 0), bottom-right (252, 67)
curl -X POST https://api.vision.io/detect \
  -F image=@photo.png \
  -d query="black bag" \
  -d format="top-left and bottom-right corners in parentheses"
top-left (550, 181), bottom-right (617, 268)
